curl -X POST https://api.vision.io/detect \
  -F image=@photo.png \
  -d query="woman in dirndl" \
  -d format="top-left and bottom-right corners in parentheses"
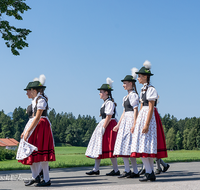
top-left (113, 68), bottom-right (140, 178)
top-left (130, 60), bottom-right (168, 182)
top-left (17, 75), bottom-right (55, 187)
top-left (85, 78), bottom-right (120, 176)
top-left (20, 81), bottom-right (39, 184)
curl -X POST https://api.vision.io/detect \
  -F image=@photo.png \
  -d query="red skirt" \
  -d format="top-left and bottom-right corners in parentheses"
top-left (97, 119), bottom-right (118, 159)
top-left (131, 108), bottom-right (168, 158)
top-left (18, 118), bottom-right (56, 165)
top-left (154, 108), bottom-right (168, 158)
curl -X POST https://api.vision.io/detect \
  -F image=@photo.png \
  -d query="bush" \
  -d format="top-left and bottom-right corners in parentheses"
top-left (0, 149), bottom-right (6, 161)
top-left (0, 148), bottom-right (16, 161)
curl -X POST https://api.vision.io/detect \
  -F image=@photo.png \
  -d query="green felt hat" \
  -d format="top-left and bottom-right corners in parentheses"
top-left (24, 82), bottom-right (33, 91)
top-left (121, 75), bottom-right (136, 82)
top-left (136, 66), bottom-right (154, 76)
top-left (98, 84), bottom-right (113, 91)
top-left (136, 61), bottom-right (154, 76)
top-left (30, 81), bottom-right (46, 89)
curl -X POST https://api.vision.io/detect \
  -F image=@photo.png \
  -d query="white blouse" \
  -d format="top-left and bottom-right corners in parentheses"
top-left (101, 99), bottom-right (115, 115)
top-left (140, 84), bottom-right (158, 101)
top-left (37, 98), bottom-right (47, 110)
top-left (123, 91), bottom-right (139, 109)
top-left (32, 92), bottom-right (47, 112)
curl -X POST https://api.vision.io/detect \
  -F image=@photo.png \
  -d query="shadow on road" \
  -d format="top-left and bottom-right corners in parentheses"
top-left (50, 177), bottom-right (114, 187)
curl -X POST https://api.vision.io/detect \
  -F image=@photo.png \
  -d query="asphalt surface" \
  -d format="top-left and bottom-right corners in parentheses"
top-left (0, 162), bottom-right (200, 190)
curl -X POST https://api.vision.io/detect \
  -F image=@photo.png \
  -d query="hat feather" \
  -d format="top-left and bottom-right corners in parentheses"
top-left (106, 77), bottom-right (114, 88)
top-left (143, 60), bottom-right (151, 69)
top-left (131, 67), bottom-right (138, 79)
top-left (33, 78), bottom-right (39, 81)
top-left (39, 74), bottom-right (46, 85)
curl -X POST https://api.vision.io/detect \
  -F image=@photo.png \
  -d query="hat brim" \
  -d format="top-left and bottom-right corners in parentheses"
top-left (97, 88), bottom-right (113, 91)
top-left (135, 72), bottom-right (154, 76)
top-left (31, 86), bottom-right (46, 89)
top-left (121, 79), bottom-right (136, 82)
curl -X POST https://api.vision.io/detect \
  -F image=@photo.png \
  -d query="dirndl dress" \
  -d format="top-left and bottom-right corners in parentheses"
top-left (17, 94), bottom-right (56, 165)
top-left (113, 91), bottom-right (139, 157)
top-left (85, 98), bottom-right (118, 159)
top-left (130, 84), bottom-right (167, 159)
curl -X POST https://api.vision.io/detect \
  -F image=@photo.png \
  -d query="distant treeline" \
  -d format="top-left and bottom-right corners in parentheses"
top-left (0, 107), bottom-right (97, 147)
top-left (161, 114), bottom-right (200, 150)
top-left (0, 107), bottom-right (200, 149)
top-left (48, 109), bottom-right (97, 146)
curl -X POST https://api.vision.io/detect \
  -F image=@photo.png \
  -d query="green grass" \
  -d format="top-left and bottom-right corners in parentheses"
top-left (0, 147), bottom-right (200, 171)
top-left (162, 150), bottom-right (200, 163)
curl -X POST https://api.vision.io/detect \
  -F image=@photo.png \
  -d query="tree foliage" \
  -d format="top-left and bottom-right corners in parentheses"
top-left (0, 107), bottom-right (97, 147)
top-left (0, 0), bottom-right (31, 55)
top-left (48, 110), bottom-right (97, 146)
top-left (166, 128), bottom-right (175, 150)
top-left (161, 114), bottom-right (200, 150)
top-left (2, 107), bottom-right (200, 150)
top-left (0, 107), bottom-right (28, 141)
top-left (175, 131), bottom-right (182, 150)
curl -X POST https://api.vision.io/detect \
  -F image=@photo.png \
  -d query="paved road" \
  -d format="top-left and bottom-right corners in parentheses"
top-left (0, 162), bottom-right (200, 190)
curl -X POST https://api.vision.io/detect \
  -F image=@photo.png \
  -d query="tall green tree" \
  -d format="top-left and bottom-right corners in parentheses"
top-left (183, 128), bottom-right (190, 150)
top-left (175, 131), bottom-right (182, 150)
top-left (161, 114), bottom-right (172, 134)
top-left (48, 109), bottom-right (56, 124)
top-left (0, 111), bottom-right (13, 138)
top-left (187, 127), bottom-right (196, 150)
top-left (0, 0), bottom-right (31, 55)
top-left (82, 116), bottom-right (96, 146)
top-left (196, 135), bottom-right (200, 149)
top-left (166, 127), bottom-right (176, 150)
top-left (65, 122), bottom-right (82, 146)
top-left (12, 107), bottom-right (28, 141)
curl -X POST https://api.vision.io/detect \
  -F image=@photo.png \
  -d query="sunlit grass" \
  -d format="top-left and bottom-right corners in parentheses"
top-left (0, 147), bottom-right (200, 171)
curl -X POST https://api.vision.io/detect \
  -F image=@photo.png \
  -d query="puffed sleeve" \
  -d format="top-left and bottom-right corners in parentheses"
top-left (129, 93), bottom-right (139, 109)
top-left (37, 98), bottom-right (47, 110)
top-left (146, 87), bottom-right (158, 101)
top-left (105, 101), bottom-right (115, 115)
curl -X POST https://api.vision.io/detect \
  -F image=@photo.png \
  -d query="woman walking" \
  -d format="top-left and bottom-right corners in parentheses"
top-left (17, 75), bottom-right (55, 187)
top-left (131, 61), bottom-right (168, 182)
top-left (85, 78), bottom-right (119, 176)
top-left (113, 68), bottom-right (140, 178)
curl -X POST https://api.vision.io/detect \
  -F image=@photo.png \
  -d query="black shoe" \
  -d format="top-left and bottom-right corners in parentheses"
top-left (139, 171), bottom-right (156, 182)
top-left (155, 168), bottom-right (162, 175)
top-left (139, 168), bottom-right (146, 175)
top-left (25, 175), bottom-right (40, 186)
top-left (35, 180), bottom-right (51, 187)
top-left (118, 170), bottom-right (131, 178)
top-left (106, 170), bottom-right (120, 176)
top-left (86, 170), bottom-right (100, 175)
top-left (127, 172), bottom-right (140, 178)
top-left (150, 171), bottom-right (156, 181)
top-left (162, 164), bottom-right (170, 172)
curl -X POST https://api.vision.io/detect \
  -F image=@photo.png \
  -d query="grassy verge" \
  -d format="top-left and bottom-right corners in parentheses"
top-left (0, 147), bottom-right (200, 171)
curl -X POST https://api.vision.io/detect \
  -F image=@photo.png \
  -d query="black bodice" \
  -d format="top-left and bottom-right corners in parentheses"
top-left (26, 104), bottom-right (33, 118)
top-left (141, 87), bottom-right (157, 107)
top-left (34, 97), bottom-right (48, 116)
top-left (100, 99), bottom-right (115, 119)
top-left (124, 96), bottom-right (134, 112)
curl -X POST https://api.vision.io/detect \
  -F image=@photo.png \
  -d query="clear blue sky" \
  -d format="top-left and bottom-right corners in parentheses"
top-left (1, 0), bottom-right (200, 122)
